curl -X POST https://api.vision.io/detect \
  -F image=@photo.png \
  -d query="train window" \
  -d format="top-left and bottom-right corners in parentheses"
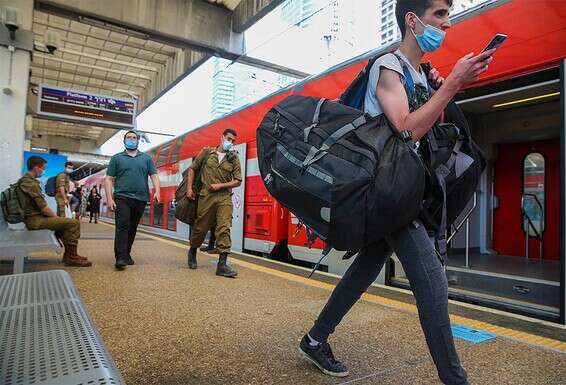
top-left (170, 136), bottom-right (185, 164)
top-left (522, 152), bottom-right (545, 236)
top-left (156, 142), bottom-right (173, 168)
top-left (167, 200), bottom-right (176, 231)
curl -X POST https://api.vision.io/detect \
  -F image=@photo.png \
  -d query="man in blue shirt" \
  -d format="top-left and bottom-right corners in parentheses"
top-left (105, 130), bottom-right (161, 269)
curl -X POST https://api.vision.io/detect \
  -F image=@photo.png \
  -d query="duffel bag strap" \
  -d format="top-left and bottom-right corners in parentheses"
top-left (304, 98), bottom-right (326, 143)
top-left (302, 115), bottom-right (367, 169)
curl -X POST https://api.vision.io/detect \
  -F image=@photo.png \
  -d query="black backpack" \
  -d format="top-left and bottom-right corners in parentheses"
top-left (45, 176), bottom-right (58, 197)
top-left (256, 92), bottom-right (426, 253)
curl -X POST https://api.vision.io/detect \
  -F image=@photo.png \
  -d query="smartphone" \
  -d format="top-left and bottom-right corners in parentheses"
top-left (482, 33), bottom-right (508, 53)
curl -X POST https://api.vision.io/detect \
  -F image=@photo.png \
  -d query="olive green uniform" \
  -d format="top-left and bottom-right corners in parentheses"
top-left (55, 172), bottom-right (69, 217)
top-left (18, 174), bottom-right (80, 246)
top-left (189, 148), bottom-right (242, 254)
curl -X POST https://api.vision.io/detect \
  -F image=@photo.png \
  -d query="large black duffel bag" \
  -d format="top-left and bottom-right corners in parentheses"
top-left (256, 95), bottom-right (426, 251)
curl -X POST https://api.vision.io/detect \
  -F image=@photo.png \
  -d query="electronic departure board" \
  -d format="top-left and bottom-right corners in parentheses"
top-left (37, 85), bottom-right (136, 128)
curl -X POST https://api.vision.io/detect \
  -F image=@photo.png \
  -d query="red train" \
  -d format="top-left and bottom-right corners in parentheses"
top-left (82, 0), bottom-right (566, 320)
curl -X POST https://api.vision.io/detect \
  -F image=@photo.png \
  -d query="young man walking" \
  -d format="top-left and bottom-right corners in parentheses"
top-left (105, 130), bottom-right (161, 270)
top-left (186, 129), bottom-right (242, 277)
top-left (55, 161), bottom-right (74, 217)
top-left (298, 1), bottom-right (495, 384)
top-left (19, 156), bottom-right (92, 267)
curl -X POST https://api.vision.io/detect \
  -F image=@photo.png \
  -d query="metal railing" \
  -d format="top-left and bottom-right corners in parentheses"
top-left (521, 193), bottom-right (544, 259)
top-left (448, 192), bottom-right (477, 268)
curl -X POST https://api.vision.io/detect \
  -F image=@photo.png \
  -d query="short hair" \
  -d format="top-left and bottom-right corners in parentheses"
top-left (65, 161), bottom-right (74, 167)
top-left (27, 156), bottom-right (47, 171)
top-left (223, 128), bottom-right (237, 137)
top-left (124, 130), bottom-right (139, 140)
top-left (395, 0), bottom-right (453, 38)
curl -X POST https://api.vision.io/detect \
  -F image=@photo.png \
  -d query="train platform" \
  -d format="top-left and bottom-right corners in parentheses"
top-left (1, 221), bottom-right (565, 385)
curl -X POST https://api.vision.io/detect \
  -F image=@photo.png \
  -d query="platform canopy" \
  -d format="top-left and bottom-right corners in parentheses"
top-left (24, 0), bottom-right (308, 153)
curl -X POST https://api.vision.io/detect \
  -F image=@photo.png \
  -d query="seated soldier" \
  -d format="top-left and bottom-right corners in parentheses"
top-left (18, 156), bottom-right (92, 267)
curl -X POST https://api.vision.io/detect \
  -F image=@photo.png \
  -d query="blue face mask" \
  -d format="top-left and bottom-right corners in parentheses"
top-left (222, 140), bottom-right (233, 152)
top-left (411, 15), bottom-right (446, 53)
top-left (124, 139), bottom-right (138, 150)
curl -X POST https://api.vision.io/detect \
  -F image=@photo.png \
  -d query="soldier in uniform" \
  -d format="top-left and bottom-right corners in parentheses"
top-left (186, 128), bottom-right (242, 277)
top-left (18, 156), bottom-right (92, 267)
top-left (55, 161), bottom-right (74, 217)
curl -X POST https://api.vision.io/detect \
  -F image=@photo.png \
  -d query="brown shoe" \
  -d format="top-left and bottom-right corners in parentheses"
top-left (64, 245), bottom-right (92, 267)
top-left (65, 256), bottom-right (92, 267)
top-left (64, 244), bottom-right (88, 261)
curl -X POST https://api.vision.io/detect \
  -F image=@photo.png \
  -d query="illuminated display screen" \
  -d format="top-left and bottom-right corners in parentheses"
top-left (37, 85), bottom-right (136, 128)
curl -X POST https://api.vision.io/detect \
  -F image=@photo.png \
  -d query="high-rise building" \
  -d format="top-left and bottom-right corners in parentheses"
top-left (211, 58), bottom-right (236, 119)
top-left (378, 0), bottom-right (489, 47)
top-left (281, 0), bottom-right (315, 28)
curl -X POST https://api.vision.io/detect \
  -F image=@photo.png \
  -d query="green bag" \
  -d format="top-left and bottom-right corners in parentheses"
top-left (0, 182), bottom-right (25, 224)
top-left (174, 149), bottom-right (212, 226)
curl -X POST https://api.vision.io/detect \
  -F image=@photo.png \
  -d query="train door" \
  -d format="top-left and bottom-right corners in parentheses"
top-left (493, 140), bottom-right (560, 261)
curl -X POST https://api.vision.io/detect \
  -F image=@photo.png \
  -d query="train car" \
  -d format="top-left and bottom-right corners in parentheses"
top-left (81, 0), bottom-right (566, 321)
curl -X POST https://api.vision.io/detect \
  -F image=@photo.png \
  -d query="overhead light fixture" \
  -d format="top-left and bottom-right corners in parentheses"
top-left (493, 92), bottom-right (560, 108)
top-left (78, 16), bottom-right (149, 40)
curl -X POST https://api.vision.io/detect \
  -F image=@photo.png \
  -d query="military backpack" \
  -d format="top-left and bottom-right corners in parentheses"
top-left (0, 182), bottom-right (26, 224)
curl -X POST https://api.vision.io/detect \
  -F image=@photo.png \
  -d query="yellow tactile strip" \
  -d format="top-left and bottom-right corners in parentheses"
top-left (100, 222), bottom-right (566, 354)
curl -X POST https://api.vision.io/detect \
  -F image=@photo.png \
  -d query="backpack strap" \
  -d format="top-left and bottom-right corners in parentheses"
top-left (301, 115), bottom-right (367, 169)
top-left (304, 98), bottom-right (326, 143)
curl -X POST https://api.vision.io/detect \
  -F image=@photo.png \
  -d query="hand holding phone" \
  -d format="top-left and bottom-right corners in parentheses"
top-left (482, 33), bottom-right (508, 53)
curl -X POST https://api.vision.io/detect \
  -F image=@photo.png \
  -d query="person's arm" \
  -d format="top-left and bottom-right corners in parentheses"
top-left (210, 155), bottom-right (242, 191)
top-left (104, 176), bottom-right (116, 210)
top-left (56, 174), bottom-right (69, 205)
top-left (150, 174), bottom-right (161, 203)
top-left (378, 50), bottom-right (494, 141)
top-left (41, 206), bottom-right (57, 217)
top-left (187, 168), bottom-right (196, 200)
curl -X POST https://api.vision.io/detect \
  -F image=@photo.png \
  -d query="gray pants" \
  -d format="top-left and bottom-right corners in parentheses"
top-left (309, 220), bottom-right (469, 385)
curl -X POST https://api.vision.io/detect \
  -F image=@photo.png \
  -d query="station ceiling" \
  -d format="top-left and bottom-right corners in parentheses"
top-left (30, 9), bottom-right (181, 147)
top-left (27, 0), bottom-right (292, 154)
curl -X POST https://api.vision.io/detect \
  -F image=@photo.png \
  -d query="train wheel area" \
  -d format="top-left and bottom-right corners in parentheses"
top-left (2, 220), bottom-right (564, 385)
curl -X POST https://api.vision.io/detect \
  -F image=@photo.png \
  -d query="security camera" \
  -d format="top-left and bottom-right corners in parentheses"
top-left (45, 30), bottom-right (61, 54)
top-left (2, 7), bottom-right (21, 40)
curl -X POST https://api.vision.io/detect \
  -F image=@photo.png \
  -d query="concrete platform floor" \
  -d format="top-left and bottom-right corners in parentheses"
top-left (1, 221), bottom-right (565, 385)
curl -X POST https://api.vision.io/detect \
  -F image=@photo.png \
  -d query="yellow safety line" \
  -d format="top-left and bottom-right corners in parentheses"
top-left (98, 222), bottom-right (566, 353)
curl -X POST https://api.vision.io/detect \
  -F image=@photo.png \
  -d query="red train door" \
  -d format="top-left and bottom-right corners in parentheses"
top-left (493, 139), bottom-right (559, 260)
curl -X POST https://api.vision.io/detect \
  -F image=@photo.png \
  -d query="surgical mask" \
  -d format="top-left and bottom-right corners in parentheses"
top-left (124, 139), bottom-right (138, 150)
top-left (411, 14), bottom-right (446, 53)
top-left (222, 140), bottom-right (233, 152)
top-left (65, 167), bottom-right (73, 174)
top-left (36, 169), bottom-right (44, 178)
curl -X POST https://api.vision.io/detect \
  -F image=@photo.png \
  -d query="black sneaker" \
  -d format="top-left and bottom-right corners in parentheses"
top-left (115, 258), bottom-right (128, 270)
top-left (127, 256), bottom-right (135, 265)
top-left (298, 335), bottom-right (349, 377)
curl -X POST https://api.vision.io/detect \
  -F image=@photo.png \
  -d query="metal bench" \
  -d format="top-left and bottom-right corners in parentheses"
top-left (0, 210), bottom-right (62, 274)
top-left (0, 270), bottom-right (125, 385)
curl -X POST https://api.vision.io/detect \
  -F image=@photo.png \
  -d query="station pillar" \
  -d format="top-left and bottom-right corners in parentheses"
top-left (0, 0), bottom-right (33, 190)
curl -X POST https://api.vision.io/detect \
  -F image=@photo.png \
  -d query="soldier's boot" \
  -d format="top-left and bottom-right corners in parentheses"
top-left (62, 244), bottom-right (87, 262)
top-left (216, 253), bottom-right (237, 278)
top-left (187, 247), bottom-right (197, 269)
top-left (64, 245), bottom-right (92, 267)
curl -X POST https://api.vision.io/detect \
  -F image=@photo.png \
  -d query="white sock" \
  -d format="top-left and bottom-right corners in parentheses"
top-left (307, 333), bottom-right (321, 347)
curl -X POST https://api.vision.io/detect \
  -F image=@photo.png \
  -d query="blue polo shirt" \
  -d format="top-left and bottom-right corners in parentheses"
top-left (107, 151), bottom-right (157, 202)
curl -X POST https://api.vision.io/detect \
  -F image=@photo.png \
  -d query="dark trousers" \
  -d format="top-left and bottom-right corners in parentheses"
top-left (114, 197), bottom-right (146, 261)
top-left (309, 220), bottom-right (469, 385)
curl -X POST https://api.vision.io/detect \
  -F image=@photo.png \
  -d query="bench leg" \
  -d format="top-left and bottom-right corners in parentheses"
top-left (13, 255), bottom-right (25, 274)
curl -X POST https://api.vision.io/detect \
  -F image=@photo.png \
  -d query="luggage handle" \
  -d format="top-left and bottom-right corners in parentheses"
top-left (304, 98), bottom-right (326, 143)
top-left (301, 115), bottom-right (367, 169)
